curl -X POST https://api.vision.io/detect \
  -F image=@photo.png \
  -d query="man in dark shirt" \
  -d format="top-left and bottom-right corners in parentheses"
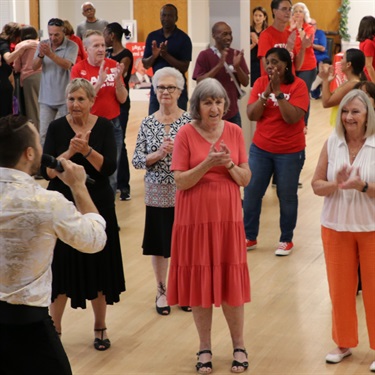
top-left (142, 4), bottom-right (192, 114)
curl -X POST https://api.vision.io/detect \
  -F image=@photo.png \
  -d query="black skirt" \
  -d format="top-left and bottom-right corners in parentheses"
top-left (142, 206), bottom-right (174, 258)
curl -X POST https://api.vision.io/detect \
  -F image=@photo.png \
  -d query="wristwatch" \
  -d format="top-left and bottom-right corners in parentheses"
top-left (362, 181), bottom-right (368, 193)
top-left (275, 92), bottom-right (285, 100)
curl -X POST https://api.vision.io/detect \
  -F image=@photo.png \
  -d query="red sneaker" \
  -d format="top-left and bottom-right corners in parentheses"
top-left (275, 242), bottom-right (294, 256)
top-left (246, 239), bottom-right (257, 250)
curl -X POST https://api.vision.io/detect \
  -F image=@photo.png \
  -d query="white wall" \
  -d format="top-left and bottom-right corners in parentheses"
top-left (347, 0), bottom-right (375, 48)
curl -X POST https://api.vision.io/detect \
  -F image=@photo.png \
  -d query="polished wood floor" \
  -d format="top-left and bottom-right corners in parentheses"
top-left (53, 99), bottom-right (373, 374)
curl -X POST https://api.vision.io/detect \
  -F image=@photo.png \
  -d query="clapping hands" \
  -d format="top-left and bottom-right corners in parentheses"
top-left (336, 164), bottom-right (363, 190)
top-left (207, 141), bottom-right (232, 167)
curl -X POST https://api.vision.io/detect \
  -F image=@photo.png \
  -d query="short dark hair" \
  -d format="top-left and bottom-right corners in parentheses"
top-left (0, 115), bottom-right (37, 168)
top-left (354, 81), bottom-right (375, 103)
top-left (270, 0), bottom-right (292, 19)
top-left (162, 3), bottom-right (178, 17)
top-left (20, 25), bottom-right (38, 41)
top-left (265, 47), bottom-right (295, 84)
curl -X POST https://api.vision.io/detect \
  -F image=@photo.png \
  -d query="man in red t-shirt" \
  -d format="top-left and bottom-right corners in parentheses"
top-left (71, 30), bottom-right (127, 196)
top-left (258, 0), bottom-right (308, 77)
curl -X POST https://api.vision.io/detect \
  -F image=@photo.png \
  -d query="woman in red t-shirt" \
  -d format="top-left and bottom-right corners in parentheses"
top-left (290, 2), bottom-right (316, 125)
top-left (357, 15), bottom-right (375, 82)
top-left (243, 47), bottom-right (309, 256)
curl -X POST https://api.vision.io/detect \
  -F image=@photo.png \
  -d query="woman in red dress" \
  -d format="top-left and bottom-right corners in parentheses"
top-left (167, 78), bottom-right (251, 374)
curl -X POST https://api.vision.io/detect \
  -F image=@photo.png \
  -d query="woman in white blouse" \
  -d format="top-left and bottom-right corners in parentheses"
top-left (132, 67), bottom-right (191, 315)
top-left (311, 89), bottom-right (375, 371)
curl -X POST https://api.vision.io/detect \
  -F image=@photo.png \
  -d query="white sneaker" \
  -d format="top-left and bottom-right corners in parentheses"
top-left (370, 360), bottom-right (375, 372)
top-left (325, 348), bottom-right (352, 363)
top-left (275, 242), bottom-right (294, 256)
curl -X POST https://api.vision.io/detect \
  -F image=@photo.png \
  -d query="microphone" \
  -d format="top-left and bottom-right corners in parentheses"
top-left (41, 154), bottom-right (95, 185)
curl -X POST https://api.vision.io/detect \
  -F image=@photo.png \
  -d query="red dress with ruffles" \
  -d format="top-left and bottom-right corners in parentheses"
top-left (167, 122), bottom-right (251, 308)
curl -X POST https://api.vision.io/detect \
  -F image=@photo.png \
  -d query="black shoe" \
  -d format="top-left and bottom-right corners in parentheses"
top-left (155, 282), bottom-right (170, 316)
top-left (231, 348), bottom-right (248, 373)
top-left (120, 189), bottom-right (131, 201)
top-left (196, 349), bottom-right (213, 374)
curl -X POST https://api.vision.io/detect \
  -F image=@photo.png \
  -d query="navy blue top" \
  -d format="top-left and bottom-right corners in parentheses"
top-left (143, 27), bottom-right (192, 100)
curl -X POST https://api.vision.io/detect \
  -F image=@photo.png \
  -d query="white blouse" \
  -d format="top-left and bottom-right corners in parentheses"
top-left (321, 131), bottom-right (375, 232)
top-left (0, 168), bottom-right (107, 307)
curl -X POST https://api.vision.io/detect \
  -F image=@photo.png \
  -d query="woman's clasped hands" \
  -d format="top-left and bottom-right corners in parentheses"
top-left (69, 131), bottom-right (92, 157)
top-left (207, 140), bottom-right (232, 168)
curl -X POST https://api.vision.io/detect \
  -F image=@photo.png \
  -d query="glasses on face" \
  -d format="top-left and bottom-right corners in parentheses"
top-left (278, 7), bottom-right (292, 12)
top-left (156, 86), bottom-right (178, 93)
top-left (48, 18), bottom-right (64, 27)
top-left (83, 7), bottom-right (94, 12)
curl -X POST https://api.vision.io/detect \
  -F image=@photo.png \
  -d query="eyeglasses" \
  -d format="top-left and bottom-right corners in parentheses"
top-left (48, 18), bottom-right (64, 27)
top-left (83, 7), bottom-right (94, 12)
top-left (277, 7), bottom-right (292, 12)
top-left (156, 86), bottom-right (178, 93)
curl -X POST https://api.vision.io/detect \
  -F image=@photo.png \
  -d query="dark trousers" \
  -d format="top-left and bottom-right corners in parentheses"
top-left (117, 99), bottom-right (131, 191)
top-left (0, 302), bottom-right (72, 375)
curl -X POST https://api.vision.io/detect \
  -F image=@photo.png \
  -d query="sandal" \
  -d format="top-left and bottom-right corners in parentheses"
top-left (180, 305), bottom-right (192, 312)
top-left (196, 349), bottom-right (213, 374)
top-left (94, 328), bottom-right (111, 351)
top-left (231, 348), bottom-right (248, 373)
top-left (155, 282), bottom-right (170, 316)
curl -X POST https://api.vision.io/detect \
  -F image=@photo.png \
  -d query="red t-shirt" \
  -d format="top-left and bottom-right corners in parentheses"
top-left (294, 23), bottom-right (316, 71)
top-left (360, 38), bottom-right (375, 81)
top-left (71, 58), bottom-right (122, 120)
top-left (248, 75), bottom-right (308, 153)
top-left (257, 26), bottom-right (297, 76)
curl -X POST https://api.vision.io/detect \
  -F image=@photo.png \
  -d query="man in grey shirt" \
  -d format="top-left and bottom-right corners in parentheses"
top-left (32, 18), bottom-right (78, 146)
top-left (76, 2), bottom-right (108, 39)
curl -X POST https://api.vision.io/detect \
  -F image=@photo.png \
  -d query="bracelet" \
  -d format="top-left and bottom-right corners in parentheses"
top-left (260, 92), bottom-right (269, 101)
top-left (38, 54), bottom-right (44, 59)
top-left (83, 147), bottom-right (93, 158)
top-left (227, 161), bottom-right (235, 170)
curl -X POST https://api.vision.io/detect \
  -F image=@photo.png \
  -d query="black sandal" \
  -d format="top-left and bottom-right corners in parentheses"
top-left (196, 349), bottom-right (213, 374)
top-left (180, 305), bottom-right (192, 312)
top-left (94, 328), bottom-right (111, 351)
top-left (155, 282), bottom-right (171, 316)
top-left (231, 348), bottom-right (248, 373)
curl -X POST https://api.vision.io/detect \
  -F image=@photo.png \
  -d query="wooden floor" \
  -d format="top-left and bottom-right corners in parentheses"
top-left (52, 99), bottom-right (373, 374)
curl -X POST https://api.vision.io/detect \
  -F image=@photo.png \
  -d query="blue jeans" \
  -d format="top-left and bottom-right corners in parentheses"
top-left (296, 68), bottom-right (316, 126)
top-left (243, 144), bottom-right (305, 243)
top-left (108, 116), bottom-right (123, 196)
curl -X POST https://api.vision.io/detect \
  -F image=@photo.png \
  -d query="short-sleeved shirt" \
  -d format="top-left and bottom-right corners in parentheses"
top-left (248, 75), bottom-right (308, 153)
top-left (294, 23), bottom-right (316, 71)
top-left (76, 19), bottom-right (108, 39)
top-left (313, 29), bottom-right (329, 63)
top-left (360, 38), bottom-right (375, 81)
top-left (193, 47), bottom-right (249, 119)
top-left (143, 27), bottom-right (192, 99)
top-left (257, 25), bottom-right (296, 76)
top-left (35, 38), bottom-right (78, 106)
top-left (71, 58), bottom-right (123, 120)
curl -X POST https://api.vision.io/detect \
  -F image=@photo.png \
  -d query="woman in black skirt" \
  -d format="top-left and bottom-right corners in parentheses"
top-left (132, 67), bottom-right (191, 315)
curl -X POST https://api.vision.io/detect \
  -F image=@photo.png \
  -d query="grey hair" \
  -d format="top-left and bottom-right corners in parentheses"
top-left (152, 67), bottom-right (185, 91)
top-left (335, 89), bottom-right (375, 139)
top-left (83, 29), bottom-right (103, 47)
top-left (189, 78), bottom-right (230, 120)
top-left (66, 78), bottom-right (96, 101)
top-left (292, 2), bottom-right (311, 24)
top-left (81, 2), bottom-right (95, 11)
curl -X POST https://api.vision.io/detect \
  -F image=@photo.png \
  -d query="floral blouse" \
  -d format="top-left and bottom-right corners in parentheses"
top-left (132, 112), bottom-right (191, 207)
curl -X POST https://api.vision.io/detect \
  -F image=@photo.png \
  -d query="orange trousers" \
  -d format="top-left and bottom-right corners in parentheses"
top-left (322, 226), bottom-right (375, 349)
